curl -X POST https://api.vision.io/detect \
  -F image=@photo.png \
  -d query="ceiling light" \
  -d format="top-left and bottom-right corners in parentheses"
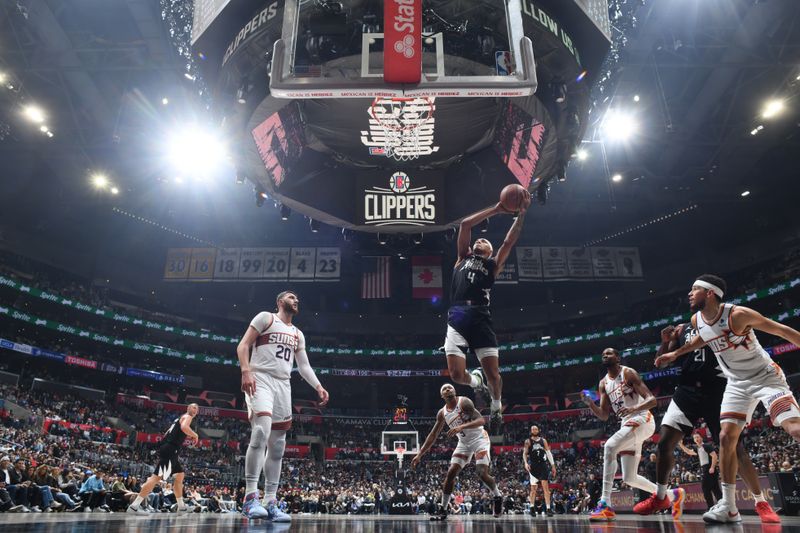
top-left (92, 174), bottom-right (109, 189)
top-left (633, 95), bottom-right (640, 102)
top-left (309, 219), bottom-right (320, 233)
top-left (166, 126), bottom-right (229, 179)
top-left (612, 173), bottom-right (623, 182)
top-left (0, 72), bottom-right (5, 84)
top-left (161, 97), bottom-right (169, 105)
top-left (111, 187), bottom-right (120, 195)
top-left (39, 125), bottom-right (49, 133)
top-left (602, 109), bottom-right (638, 142)
top-left (762, 99), bottom-right (784, 119)
top-left (741, 190), bottom-right (750, 197)
top-left (576, 148), bottom-right (588, 161)
top-left (750, 125), bottom-right (764, 135)
top-left (23, 105), bottom-right (45, 124)
top-left (46, 131), bottom-right (54, 138)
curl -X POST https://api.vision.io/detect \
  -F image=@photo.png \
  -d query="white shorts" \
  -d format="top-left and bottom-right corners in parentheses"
top-left (660, 400), bottom-right (692, 432)
top-left (444, 326), bottom-right (498, 361)
top-left (720, 363), bottom-right (800, 427)
top-left (244, 371), bottom-right (293, 430)
top-left (605, 413), bottom-right (655, 458)
top-left (451, 432), bottom-right (491, 467)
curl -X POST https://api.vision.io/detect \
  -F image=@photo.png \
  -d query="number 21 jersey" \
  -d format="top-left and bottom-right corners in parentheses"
top-left (249, 312), bottom-right (304, 380)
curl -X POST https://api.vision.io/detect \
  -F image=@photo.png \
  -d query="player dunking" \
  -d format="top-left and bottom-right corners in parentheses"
top-left (582, 348), bottom-right (680, 521)
top-left (444, 195), bottom-right (530, 431)
top-left (127, 404), bottom-right (199, 513)
top-left (411, 384), bottom-right (503, 521)
top-left (522, 425), bottom-right (556, 516)
top-left (635, 315), bottom-right (777, 522)
top-left (237, 291), bottom-right (329, 521)
top-left (656, 274), bottom-right (800, 523)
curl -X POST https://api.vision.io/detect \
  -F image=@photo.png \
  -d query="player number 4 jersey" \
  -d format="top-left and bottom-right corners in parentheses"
top-left (249, 311), bottom-right (305, 380)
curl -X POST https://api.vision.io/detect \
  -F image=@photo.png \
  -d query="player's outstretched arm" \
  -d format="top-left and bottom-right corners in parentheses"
top-left (655, 330), bottom-right (707, 368)
top-left (678, 441), bottom-right (696, 456)
top-left (656, 324), bottom-right (683, 357)
top-left (295, 331), bottom-right (329, 406)
top-left (731, 306), bottom-right (800, 347)
top-left (411, 412), bottom-right (446, 468)
top-left (456, 204), bottom-right (507, 263)
top-left (582, 380), bottom-right (611, 421)
top-left (618, 368), bottom-right (657, 417)
top-left (494, 195), bottom-right (531, 272)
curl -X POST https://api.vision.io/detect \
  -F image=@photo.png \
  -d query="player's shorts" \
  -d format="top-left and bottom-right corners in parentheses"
top-left (155, 443), bottom-right (183, 479)
top-left (661, 384), bottom-right (725, 443)
top-left (451, 432), bottom-right (491, 467)
top-left (606, 413), bottom-right (655, 458)
top-left (244, 371), bottom-right (293, 430)
top-left (444, 305), bottom-right (498, 360)
top-left (719, 362), bottom-right (800, 427)
top-left (529, 462), bottom-right (550, 484)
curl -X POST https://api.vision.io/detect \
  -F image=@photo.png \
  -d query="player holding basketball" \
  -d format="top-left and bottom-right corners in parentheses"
top-left (522, 425), bottom-right (556, 517)
top-left (127, 404), bottom-right (199, 513)
top-left (635, 313), bottom-right (778, 522)
top-left (444, 188), bottom-right (531, 432)
top-left (582, 348), bottom-right (680, 521)
top-left (656, 274), bottom-right (800, 523)
top-left (411, 384), bottom-right (503, 521)
top-left (237, 291), bottom-right (329, 521)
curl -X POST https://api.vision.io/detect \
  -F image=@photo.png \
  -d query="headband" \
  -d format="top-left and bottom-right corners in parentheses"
top-left (693, 279), bottom-right (724, 299)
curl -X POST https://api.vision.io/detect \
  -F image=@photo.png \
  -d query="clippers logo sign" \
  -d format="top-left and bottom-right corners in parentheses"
top-left (361, 172), bottom-right (439, 227)
top-left (384, 0), bottom-right (421, 83)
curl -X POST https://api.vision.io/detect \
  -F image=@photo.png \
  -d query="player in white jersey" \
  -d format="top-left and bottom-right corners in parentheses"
top-left (656, 274), bottom-right (800, 524)
top-left (582, 348), bottom-right (679, 521)
top-left (411, 384), bottom-right (503, 521)
top-left (236, 291), bottom-right (329, 521)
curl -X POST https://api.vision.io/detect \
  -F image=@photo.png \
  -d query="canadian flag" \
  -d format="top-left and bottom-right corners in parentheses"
top-left (412, 256), bottom-right (443, 299)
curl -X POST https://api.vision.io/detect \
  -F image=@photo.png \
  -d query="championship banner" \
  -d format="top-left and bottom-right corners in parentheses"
top-left (566, 247), bottom-right (593, 278)
top-left (541, 246), bottom-right (568, 279)
top-left (517, 246), bottom-right (543, 280)
top-left (495, 260), bottom-right (519, 284)
top-left (412, 256), bottom-right (442, 298)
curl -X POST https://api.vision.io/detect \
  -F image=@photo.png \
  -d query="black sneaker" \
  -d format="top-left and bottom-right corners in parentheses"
top-left (493, 496), bottom-right (503, 517)
top-left (546, 507), bottom-right (554, 517)
top-left (489, 409), bottom-right (503, 434)
top-left (429, 506), bottom-right (448, 522)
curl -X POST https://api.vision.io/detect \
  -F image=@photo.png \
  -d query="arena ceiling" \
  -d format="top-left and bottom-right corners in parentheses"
top-left (1, 0), bottom-right (799, 260)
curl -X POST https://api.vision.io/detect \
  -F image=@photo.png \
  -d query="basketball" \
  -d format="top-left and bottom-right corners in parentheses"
top-left (500, 184), bottom-right (528, 212)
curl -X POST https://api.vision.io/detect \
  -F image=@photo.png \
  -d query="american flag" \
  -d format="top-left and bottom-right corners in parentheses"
top-left (361, 256), bottom-right (391, 299)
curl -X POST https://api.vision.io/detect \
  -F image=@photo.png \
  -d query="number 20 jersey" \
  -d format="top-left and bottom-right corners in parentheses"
top-left (249, 311), bottom-right (304, 380)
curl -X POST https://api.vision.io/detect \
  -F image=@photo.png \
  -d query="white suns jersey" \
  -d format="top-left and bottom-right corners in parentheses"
top-left (696, 304), bottom-right (772, 381)
top-left (441, 397), bottom-right (486, 443)
top-left (603, 366), bottom-right (650, 426)
top-left (249, 312), bottom-right (305, 380)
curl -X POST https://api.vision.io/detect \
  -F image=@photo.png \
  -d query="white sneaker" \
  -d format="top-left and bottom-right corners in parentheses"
top-left (703, 500), bottom-right (742, 524)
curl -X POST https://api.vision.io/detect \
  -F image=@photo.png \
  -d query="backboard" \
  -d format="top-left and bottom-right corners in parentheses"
top-left (381, 430), bottom-right (419, 456)
top-left (270, 0), bottom-right (536, 98)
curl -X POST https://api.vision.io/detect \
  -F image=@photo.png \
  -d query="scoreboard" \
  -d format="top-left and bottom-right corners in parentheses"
top-left (164, 247), bottom-right (340, 282)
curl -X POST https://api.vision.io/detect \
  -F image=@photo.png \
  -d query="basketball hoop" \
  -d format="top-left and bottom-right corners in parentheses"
top-left (370, 96), bottom-right (434, 162)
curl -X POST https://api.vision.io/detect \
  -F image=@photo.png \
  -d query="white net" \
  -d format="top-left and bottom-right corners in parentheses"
top-left (369, 97), bottom-right (434, 162)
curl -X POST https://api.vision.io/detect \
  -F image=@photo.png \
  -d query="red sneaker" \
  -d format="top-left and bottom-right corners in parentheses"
top-left (633, 493), bottom-right (671, 515)
top-left (755, 501), bottom-right (780, 524)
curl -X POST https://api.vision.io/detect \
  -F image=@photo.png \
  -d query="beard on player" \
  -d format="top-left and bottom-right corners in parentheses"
top-left (472, 238), bottom-right (493, 259)
top-left (601, 348), bottom-right (619, 368)
top-left (279, 294), bottom-right (299, 315)
top-left (530, 425), bottom-right (540, 437)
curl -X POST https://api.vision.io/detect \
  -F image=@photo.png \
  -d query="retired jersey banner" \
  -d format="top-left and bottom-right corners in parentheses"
top-left (412, 256), bottom-right (442, 298)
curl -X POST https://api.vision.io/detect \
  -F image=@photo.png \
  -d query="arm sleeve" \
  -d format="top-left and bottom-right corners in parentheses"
top-left (249, 312), bottom-right (272, 334)
top-left (294, 331), bottom-right (321, 389)
top-left (545, 449), bottom-right (555, 466)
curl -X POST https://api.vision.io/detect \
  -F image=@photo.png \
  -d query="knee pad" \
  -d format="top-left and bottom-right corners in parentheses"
top-left (250, 419), bottom-right (270, 448)
top-left (269, 432), bottom-right (287, 456)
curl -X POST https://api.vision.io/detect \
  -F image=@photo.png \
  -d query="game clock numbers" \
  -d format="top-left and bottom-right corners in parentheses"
top-left (393, 407), bottom-right (408, 423)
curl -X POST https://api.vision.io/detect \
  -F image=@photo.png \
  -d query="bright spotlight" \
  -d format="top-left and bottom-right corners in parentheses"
top-left (166, 127), bottom-right (229, 179)
top-left (750, 125), bottom-right (764, 136)
top-left (0, 72), bottom-right (5, 84)
top-left (602, 109), bottom-right (638, 142)
top-left (762, 99), bottom-right (785, 119)
top-left (46, 131), bottom-right (54, 138)
top-left (161, 97), bottom-right (169, 105)
top-left (741, 190), bottom-right (750, 197)
top-left (111, 187), bottom-right (120, 195)
top-left (576, 148), bottom-right (588, 161)
top-left (92, 174), bottom-right (109, 189)
top-left (23, 105), bottom-right (45, 124)
top-left (611, 173), bottom-right (623, 183)
top-left (633, 95), bottom-right (640, 102)
top-left (39, 125), bottom-right (49, 133)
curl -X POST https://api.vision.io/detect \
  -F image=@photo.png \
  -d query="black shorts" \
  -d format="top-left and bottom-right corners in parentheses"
top-left (154, 444), bottom-right (183, 479)
top-left (446, 305), bottom-right (498, 353)
top-left (529, 462), bottom-right (550, 483)
top-left (671, 385), bottom-right (725, 443)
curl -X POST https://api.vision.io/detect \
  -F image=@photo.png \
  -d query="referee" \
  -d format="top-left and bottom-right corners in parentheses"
top-left (680, 433), bottom-right (721, 509)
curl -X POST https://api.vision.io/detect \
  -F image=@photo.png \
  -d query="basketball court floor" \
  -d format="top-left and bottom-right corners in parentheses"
top-left (0, 513), bottom-right (794, 532)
